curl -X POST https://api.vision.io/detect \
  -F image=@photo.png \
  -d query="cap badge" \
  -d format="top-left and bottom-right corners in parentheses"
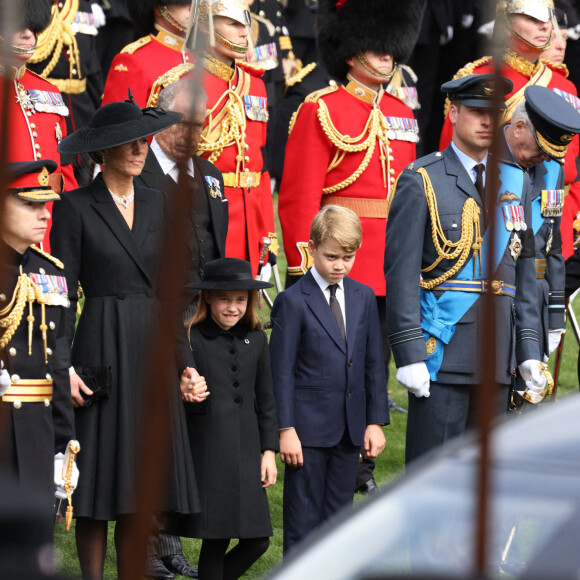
top-left (560, 133), bottom-right (573, 144)
top-left (38, 167), bottom-right (50, 187)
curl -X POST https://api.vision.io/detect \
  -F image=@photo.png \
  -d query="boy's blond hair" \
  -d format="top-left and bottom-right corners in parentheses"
top-left (309, 205), bottom-right (362, 252)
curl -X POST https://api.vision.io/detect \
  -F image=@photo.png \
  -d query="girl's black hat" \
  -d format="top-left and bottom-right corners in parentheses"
top-left (195, 258), bottom-right (273, 290)
top-left (57, 91), bottom-right (182, 155)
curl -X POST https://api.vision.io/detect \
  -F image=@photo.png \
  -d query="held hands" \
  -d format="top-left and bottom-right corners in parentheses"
top-left (0, 360), bottom-right (11, 397)
top-left (279, 428), bottom-right (303, 468)
top-left (180, 367), bottom-right (209, 403)
top-left (261, 450), bottom-right (277, 488)
top-left (396, 362), bottom-right (431, 398)
top-left (54, 453), bottom-right (79, 500)
top-left (363, 424), bottom-right (385, 459)
top-left (518, 359), bottom-right (547, 395)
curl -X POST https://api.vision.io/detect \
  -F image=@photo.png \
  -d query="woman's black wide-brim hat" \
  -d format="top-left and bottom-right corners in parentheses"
top-left (57, 91), bottom-right (182, 155)
top-left (195, 258), bottom-right (273, 290)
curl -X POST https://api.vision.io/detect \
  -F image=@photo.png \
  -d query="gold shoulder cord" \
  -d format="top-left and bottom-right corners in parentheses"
top-left (29, 0), bottom-right (81, 81)
top-left (315, 97), bottom-right (391, 193)
top-left (416, 167), bottom-right (483, 289)
top-left (30, 245), bottom-right (64, 269)
top-left (0, 268), bottom-right (51, 362)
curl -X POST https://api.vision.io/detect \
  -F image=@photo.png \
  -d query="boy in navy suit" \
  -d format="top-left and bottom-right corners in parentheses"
top-left (270, 205), bottom-right (390, 555)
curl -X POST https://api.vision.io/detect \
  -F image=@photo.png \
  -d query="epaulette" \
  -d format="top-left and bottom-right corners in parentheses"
top-left (398, 63), bottom-right (418, 83)
top-left (286, 62), bottom-right (317, 88)
top-left (236, 60), bottom-right (265, 77)
top-left (121, 35), bottom-right (152, 55)
top-left (443, 56), bottom-right (494, 118)
top-left (542, 59), bottom-right (569, 78)
top-left (404, 152), bottom-right (443, 172)
top-left (304, 84), bottom-right (339, 103)
top-left (147, 62), bottom-right (195, 107)
top-left (30, 245), bottom-right (64, 270)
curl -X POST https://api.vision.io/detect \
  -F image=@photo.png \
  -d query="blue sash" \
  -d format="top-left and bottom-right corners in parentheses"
top-left (531, 160), bottom-right (561, 234)
top-left (420, 162), bottom-right (524, 380)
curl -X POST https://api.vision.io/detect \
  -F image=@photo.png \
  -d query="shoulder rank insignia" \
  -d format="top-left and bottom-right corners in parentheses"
top-left (286, 62), bottom-right (317, 88)
top-left (205, 175), bottom-right (222, 198)
top-left (304, 84), bottom-right (339, 103)
top-left (121, 35), bottom-right (151, 54)
top-left (30, 245), bottom-right (64, 269)
top-left (114, 63), bottom-right (129, 72)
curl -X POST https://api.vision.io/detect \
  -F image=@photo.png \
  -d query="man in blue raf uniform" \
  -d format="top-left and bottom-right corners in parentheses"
top-left (385, 74), bottom-right (549, 464)
top-left (0, 160), bottom-right (76, 515)
top-left (504, 86), bottom-right (580, 390)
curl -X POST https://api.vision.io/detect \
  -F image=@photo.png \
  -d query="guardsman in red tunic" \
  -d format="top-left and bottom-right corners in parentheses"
top-left (439, 0), bottom-right (580, 258)
top-left (195, 0), bottom-right (276, 276)
top-left (102, 0), bottom-right (193, 107)
top-left (0, 0), bottom-right (78, 252)
top-left (278, 0), bottom-right (422, 295)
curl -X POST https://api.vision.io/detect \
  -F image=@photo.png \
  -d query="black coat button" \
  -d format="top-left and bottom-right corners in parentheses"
top-left (117, 292), bottom-right (126, 300)
top-left (229, 348), bottom-right (236, 355)
top-left (146, 290), bottom-right (154, 298)
top-left (233, 380), bottom-right (239, 388)
top-left (348, 360), bottom-right (353, 366)
top-left (346, 390), bottom-right (352, 397)
top-left (231, 365), bottom-right (238, 372)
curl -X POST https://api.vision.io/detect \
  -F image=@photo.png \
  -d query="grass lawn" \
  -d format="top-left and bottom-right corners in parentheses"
top-left (54, 193), bottom-right (580, 578)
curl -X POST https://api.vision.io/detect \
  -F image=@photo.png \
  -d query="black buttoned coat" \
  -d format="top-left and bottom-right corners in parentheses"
top-left (180, 318), bottom-right (279, 539)
top-left (50, 174), bottom-right (199, 519)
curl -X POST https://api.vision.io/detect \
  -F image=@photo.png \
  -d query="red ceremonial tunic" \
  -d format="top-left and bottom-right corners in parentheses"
top-left (1, 67), bottom-right (78, 250)
top-left (439, 53), bottom-right (580, 257)
top-left (102, 24), bottom-right (191, 107)
top-left (196, 54), bottom-right (275, 275)
top-left (278, 79), bottom-right (417, 295)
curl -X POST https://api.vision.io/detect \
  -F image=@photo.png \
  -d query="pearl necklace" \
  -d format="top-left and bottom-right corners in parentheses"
top-left (108, 186), bottom-right (135, 209)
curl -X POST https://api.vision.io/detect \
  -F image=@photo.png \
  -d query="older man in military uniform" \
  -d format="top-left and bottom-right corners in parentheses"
top-left (385, 75), bottom-right (550, 464)
top-left (0, 160), bottom-right (75, 516)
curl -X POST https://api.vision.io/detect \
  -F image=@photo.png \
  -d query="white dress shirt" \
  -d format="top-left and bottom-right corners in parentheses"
top-left (150, 137), bottom-right (194, 183)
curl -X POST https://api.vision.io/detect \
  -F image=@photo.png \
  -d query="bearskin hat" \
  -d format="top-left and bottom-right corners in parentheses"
top-left (317, 0), bottom-right (427, 82)
top-left (0, 0), bottom-right (52, 35)
top-left (128, 0), bottom-right (193, 36)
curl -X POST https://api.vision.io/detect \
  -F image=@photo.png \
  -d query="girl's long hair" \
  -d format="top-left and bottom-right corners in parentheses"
top-left (186, 289), bottom-right (263, 330)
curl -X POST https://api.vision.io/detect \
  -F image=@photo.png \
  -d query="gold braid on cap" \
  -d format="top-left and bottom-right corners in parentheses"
top-left (29, 0), bottom-right (82, 82)
top-left (315, 98), bottom-right (392, 193)
top-left (416, 167), bottom-right (483, 288)
top-left (0, 268), bottom-right (51, 362)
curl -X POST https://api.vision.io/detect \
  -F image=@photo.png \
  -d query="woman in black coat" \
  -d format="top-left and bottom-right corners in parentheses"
top-left (50, 95), bottom-right (204, 579)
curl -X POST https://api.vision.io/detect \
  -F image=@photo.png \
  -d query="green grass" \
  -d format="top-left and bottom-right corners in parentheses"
top-left (53, 193), bottom-right (580, 578)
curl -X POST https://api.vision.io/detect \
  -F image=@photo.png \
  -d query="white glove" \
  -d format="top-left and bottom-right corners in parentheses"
top-left (477, 20), bottom-right (495, 38)
top-left (518, 359), bottom-right (547, 395)
top-left (396, 362), bottom-right (431, 398)
top-left (548, 329), bottom-right (564, 355)
top-left (54, 453), bottom-right (80, 500)
top-left (461, 14), bottom-right (474, 28)
top-left (0, 360), bottom-right (10, 397)
top-left (91, 3), bottom-right (106, 28)
top-left (259, 263), bottom-right (272, 283)
top-left (439, 25), bottom-right (454, 45)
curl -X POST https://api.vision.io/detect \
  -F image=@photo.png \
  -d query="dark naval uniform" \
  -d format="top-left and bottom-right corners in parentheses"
top-left (385, 145), bottom-right (542, 463)
top-left (0, 244), bottom-right (75, 508)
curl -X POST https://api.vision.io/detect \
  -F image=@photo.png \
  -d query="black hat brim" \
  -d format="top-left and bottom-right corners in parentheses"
top-left (57, 110), bottom-right (182, 155)
top-left (193, 280), bottom-right (274, 291)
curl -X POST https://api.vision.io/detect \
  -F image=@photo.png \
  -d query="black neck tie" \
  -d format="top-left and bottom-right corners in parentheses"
top-left (328, 284), bottom-right (346, 343)
top-left (474, 163), bottom-right (485, 199)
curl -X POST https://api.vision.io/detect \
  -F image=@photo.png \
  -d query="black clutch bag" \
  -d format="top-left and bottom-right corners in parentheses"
top-left (77, 365), bottom-right (112, 407)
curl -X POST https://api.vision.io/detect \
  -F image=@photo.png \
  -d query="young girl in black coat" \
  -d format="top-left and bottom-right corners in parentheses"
top-left (183, 258), bottom-right (279, 580)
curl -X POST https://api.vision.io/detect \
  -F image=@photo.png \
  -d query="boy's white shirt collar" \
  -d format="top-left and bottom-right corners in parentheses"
top-left (310, 265), bottom-right (345, 296)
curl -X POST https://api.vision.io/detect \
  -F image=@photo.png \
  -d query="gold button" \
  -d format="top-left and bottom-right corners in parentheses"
top-left (276, 26), bottom-right (281, 32)
top-left (185, 55), bottom-right (190, 62)
top-left (388, 155), bottom-right (394, 161)
top-left (49, 321), bottom-right (55, 330)
top-left (35, 144), bottom-right (40, 150)
top-left (33, 132), bottom-right (38, 137)
top-left (389, 168), bottom-right (395, 175)
top-left (390, 177), bottom-right (396, 184)
top-left (329, 80), bottom-right (337, 86)
top-left (244, 144), bottom-right (249, 150)
top-left (44, 399), bottom-right (50, 407)
top-left (8, 348), bottom-right (16, 357)
top-left (39, 268), bottom-right (46, 275)
top-left (277, 10), bottom-right (282, 16)
top-left (244, 168), bottom-right (249, 172)
top-left (30, 123), bottom-right (36, 129)
top-left (244, 156), bottom-right (250, 162)
top-left (11, 374), bottom-right (20, 383)
top-left (27, 112), bottom-right (32, 117)
top-left (36, 153), bottom-right (42, 159)
top-left (0, 294), bottom-right (5, 301)
top-left (46, 348), bottom-right (52, 356)
top-left (72, 69), bottom-right (77, 75)
top-left (13, 400), bottom-right (22, 410)
top-left (259, 10), bottom-right (265, 16)
top-left (46, 373), bottom-right (51, 380)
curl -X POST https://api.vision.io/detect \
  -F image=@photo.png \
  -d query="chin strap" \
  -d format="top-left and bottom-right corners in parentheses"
top-left (356, 52), bottom-right (395, 80)
top-left (215, 31), bottom-right (249, 54)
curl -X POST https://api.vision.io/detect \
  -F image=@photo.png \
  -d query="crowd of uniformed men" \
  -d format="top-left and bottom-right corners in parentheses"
top-left (2, 0), bottom-right (580, 577)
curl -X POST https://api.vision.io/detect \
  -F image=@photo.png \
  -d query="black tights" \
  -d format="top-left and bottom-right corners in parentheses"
top-left (198, 537), bottom-right (269, 580)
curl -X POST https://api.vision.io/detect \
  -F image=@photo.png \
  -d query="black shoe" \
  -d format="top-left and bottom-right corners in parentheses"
top-left (161, 554), bottom-right (198, 578)
top-left (145, 556), bottom-right (175, 579)
top-left (388, 396), bottom-right (407, 414)
top-left (356, 478), bottom-right (381, 496)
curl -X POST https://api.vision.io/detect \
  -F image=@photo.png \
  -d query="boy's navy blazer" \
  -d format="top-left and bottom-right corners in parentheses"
top-left (269, 269), bottom-right (389, 448)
